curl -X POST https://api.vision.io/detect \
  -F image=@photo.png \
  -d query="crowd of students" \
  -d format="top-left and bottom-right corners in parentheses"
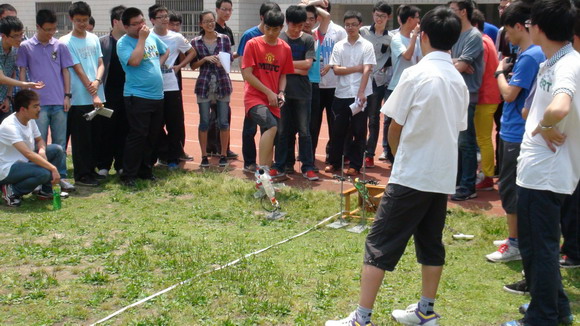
top-left (0, 0), bottom-right (579, 324)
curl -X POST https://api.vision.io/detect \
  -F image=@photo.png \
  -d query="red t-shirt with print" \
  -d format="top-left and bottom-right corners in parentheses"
top-left (242, 36), bottom-right (294, 118)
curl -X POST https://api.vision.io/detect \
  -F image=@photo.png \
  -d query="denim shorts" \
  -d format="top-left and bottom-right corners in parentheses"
top-left (248, 104), bottom-right (277, 130)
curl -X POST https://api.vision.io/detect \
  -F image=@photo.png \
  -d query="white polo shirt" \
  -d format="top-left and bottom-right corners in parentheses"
top-left (329, 35), bottom-right (376, 99)
top-left (517, 46), bottom-right (580, 195)
top-left (381, 51), bottom-right (469, 194)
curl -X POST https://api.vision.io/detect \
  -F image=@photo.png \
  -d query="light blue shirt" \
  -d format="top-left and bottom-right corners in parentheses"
top-left (60, 32), bottom-right (105, 106)
top-left (117, 33), bottom-right (167, 100)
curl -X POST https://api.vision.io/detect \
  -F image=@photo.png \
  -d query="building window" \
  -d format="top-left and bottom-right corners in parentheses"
top-left (35, 2), bottom-right (73, 32)
top-left (156, 0), bottom-right (203, 35)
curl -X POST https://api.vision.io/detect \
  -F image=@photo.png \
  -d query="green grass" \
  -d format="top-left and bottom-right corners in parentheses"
top-left (0, 168), bottom-right (578, 325)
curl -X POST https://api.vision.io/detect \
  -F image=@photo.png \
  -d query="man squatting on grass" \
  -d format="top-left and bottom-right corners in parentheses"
top-left (0, 90), bottom-right (67, 207)
top-left (241, 10), bottom-right (293, 171)
top-left (326, 6), bottom-right (468, 326)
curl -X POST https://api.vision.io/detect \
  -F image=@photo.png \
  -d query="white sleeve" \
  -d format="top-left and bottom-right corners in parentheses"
top-left (177, 33), bottom-right (192, 54)
top-left (363, 42), bottom-right (376, 65)
top-left (552, 57), bottom-right (579, 99)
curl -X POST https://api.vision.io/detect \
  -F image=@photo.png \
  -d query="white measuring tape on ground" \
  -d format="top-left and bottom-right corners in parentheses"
top-left (90, 212), bottom-right (341, 325)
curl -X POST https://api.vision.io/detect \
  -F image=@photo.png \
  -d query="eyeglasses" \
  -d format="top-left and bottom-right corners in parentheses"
top-left (373, 13), bottom-right (388, 20)
top-left (7, 32), bottom-right (24, 39)
top-left (202, 20), bottom-right (216, 24)
top-left (73, 18), bottom-right (89, 24)
top-left (306, 17), bottom-right (317, 22)
top-left (524, 19), bottom-right (532, 28)
top-left (345, 23), bottom-right (359, 28)
top-left (155, 15), bottom-right (169, 20)
top-left (129, 19), bottom-right (145, 27)
top-left (38, 25), bottom-right (58, 34)
top-left (219, 8), bottom-right (233, 12)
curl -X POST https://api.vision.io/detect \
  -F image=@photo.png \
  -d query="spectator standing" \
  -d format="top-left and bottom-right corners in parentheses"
top-left (324, 11), bottom-right (375, 176)
top-left (502, 0), bottom-right (579, 324)
top-left (17, 10), bottom-right (75, 192)
top-left (116, 7), bottom-right (168, 186)
top-left (360, 1), bottom-right (392, 169)
top-left (449, 0), bottom-right (483, 201)
top-left (60, 1), bottom-right (106, 187)
top-left (149, 4), bottom-right (196, 170)
top-left (94, 5), bottom-right (127, 177)
top-left (191, 10), bottom-right (233, 168)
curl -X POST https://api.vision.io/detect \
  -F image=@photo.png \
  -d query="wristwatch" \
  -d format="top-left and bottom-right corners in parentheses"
top-left (65, 93), bottom-right (72, 99)
top-left (539, 121), bottom-right (553, 131)
top-left (494, 70), bottom-right (505, 78)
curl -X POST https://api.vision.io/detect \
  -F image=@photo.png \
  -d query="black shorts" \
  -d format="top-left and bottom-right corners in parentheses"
top-left (364, 184), bottom-right (448, 271)
top-left (498, 141), bottom-right (520, 214)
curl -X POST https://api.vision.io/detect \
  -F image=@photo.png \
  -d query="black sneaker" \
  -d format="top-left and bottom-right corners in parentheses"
top-left (36, 189), bottom-right (53, 200)
top-left (76, 176), bottom-right (99, 187)
top-left (200, 156), bottom-right (210, 168)
top-left (180, 153), bottom-right (194, 161)
top-left (226, 150), bottom-right (238, 159)
top-left (92, 172), bottom-right (106, 180)
top-left (450, 188), bottom-right (477, 201)
top-left (560, 255), bottom-right (580, 269)
top-left (218, 156), bottom-right (228, 167)
top-left (503, 279), bottom-right (529, 295)
top-left (1, 184), bottom-right (21, 207)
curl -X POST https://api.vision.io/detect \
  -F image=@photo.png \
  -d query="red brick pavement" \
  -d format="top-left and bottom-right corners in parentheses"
top-left (180, 79), bottom-right (504, 217)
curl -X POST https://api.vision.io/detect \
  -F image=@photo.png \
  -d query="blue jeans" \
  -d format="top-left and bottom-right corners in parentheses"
top-left (365, 81), bottom-right (386, 157)
top-left (242, 115), bottom-right (258, 166)
top-left (518, 187), bottom-right (571, 326)
top-left (198, 100), bottom-right (230, 131)
top-left (457, 102), bottom-right (477, 193)
top-left (37, 105), bottom-right (68, 148)
top-left (274, 97), bottom-right (314, 173)
top-left (0, 144), bottom-right (66, 195)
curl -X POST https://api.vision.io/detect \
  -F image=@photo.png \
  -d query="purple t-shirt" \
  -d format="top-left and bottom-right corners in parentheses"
top-left (16, 35), bottom-right (74, 106)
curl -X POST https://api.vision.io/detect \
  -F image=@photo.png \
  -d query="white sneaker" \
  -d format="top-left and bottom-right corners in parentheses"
top-left (97, 169), bottom-right (109, 177)
top-left (325, 311), bottom-right (374, 326)
top-left (486, 243), bottom-right (521, 262)
top-left (391, 304), bottom-right (440, 325)
top-left (493, 239), bottom-right (508, 246)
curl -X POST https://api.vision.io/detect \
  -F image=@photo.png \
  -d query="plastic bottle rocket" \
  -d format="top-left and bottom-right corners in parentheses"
top-left (258, 169), bottom-right (279, 208)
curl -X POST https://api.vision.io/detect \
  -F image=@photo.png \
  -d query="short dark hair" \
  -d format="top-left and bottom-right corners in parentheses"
top-left (575, 7), bottom-right (580, 38)
top-left (88, 16), bottom-right (95, 27)
top-left (36, 9), bottom-right (57, 26)
top-left (264, 9), bottom-right (284, 27)
top-left (285, 5), bottom-right (307, 24)
top-left (421, 6), bottom-right (462, 51)
top-left (169, 10), bottom-right (182, 23)
top-left (148, 4), bottom-right (168, 20)
top-left (373, 1), bottom-right (392, 15)
top-left (14, 90), bottom-right (38, 113)
top-left (448, 0), bottom-right (474, 20)
top-left (0, 3), bottom-right (16, 16)
top-left (305, 5), bottom-right (318, 19)
top-left (344, 10), bottom-right (362, 23)
top-left (110, 5), bottom-right (126, 27)
top-left (69, 1), bottom-right (91, 18)
top-left (216, 0), bottom-right (232, 9)
top-left (0, 15), bottom-right (22, 35)
top-left (326, 2), bottom-right (332, 13)
top-left (531, 0), bottom-right (575, 41)
top-left (399, 5), bottom-right (421, 24)
top-left (260, 1), bottom-right (281, 18)
top-left (500, 1), bottom-right (531, 28)
top-left (121, 7), bottom-right (143, 26)
top-left (471, 9), bottom-right (485, 31)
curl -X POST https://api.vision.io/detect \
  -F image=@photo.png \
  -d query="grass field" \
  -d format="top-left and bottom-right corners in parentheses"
top-left (0, 168), bottom-right (578, 325)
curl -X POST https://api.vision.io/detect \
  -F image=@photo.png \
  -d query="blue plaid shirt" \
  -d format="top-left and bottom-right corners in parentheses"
top-left (191, 33), bottom-right (232, 98)
top-left (0, 45), bottom-right (18, 101)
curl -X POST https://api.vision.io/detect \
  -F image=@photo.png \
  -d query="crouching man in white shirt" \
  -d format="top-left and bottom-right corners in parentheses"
top-left (0, 90), bottom-right (66, 207)
top-left (326, 7), bottom-right (468, 326)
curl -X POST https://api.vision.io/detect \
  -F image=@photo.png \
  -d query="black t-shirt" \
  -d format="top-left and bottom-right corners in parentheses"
top-left (105, 38), bottom-right (125, 100)
top-left (279, 32), bottom-right (314, 99)
top-left (215, 22), bottom-right (235, 47)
